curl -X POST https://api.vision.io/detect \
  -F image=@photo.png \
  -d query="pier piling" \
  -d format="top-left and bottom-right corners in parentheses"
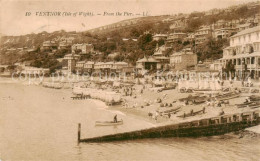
top-left (78, 123), bottom-right (81, 143)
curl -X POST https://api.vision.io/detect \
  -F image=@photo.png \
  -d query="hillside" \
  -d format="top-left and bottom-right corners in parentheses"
top-left (0, 1), bottom-right (259, 73)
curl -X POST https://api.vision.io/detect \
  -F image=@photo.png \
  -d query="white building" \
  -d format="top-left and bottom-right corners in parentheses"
top-left (166, 33), bottom-right (187, 43)
top-left (84, 61), bottom-right (95, 73)
top-left (195, 26), bottom-right (213, 45)
top-left (213, 28), bottom-right (236, 39)
top-left (209, 59), bottom-right (223, 71)
top-left (21, 67), bottom-right (49, 75)
top-left (152, 34), bottom-right (168, 41)
top-left (71, 43), bottom-right (94, 54)
top-left (222, 26), bottom-right (260, 79)
top-left (63, 54), bottom-right (80, 73)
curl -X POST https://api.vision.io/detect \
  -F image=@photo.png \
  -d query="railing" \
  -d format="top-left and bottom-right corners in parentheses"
top-left (235, 65), bottom-right (244, 69)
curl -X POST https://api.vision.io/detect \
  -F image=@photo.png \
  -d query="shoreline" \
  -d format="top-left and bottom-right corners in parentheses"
top-left (2, 77), bottom-right (260, 135)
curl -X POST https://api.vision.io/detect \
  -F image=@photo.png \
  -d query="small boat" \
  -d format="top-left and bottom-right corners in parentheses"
top-left (215, 92), bottom-right (240, 101)
top-left (177, 108), bottom-right (206, 118)
top-left (95, 120), bottom-right (123, 126)
top-left (250, 95), bottom-right (260, 101)
top-left (158, 106), bottom-right (182, 115)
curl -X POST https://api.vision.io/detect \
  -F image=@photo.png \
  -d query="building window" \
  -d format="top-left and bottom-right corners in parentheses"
top-left (246, 58), bottom-right (250, 64)
top-left (251, 57), bottom-right (255, 64)
top-left (249, 46), bottom-right (254, 53)
top-left (249, 34), bottom-right (251, 41)
top-left (257, 32), bottom-right (259, 39)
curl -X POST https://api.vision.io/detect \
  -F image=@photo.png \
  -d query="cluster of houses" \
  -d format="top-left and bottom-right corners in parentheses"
top-left (62, 43), bottom-right (198, 76)
top-left (153, 13), bottom-right (260, 46)
top-left (59, 25), bottom-right (260, 81)
top-left (62, 53), bottom-right (132, 75)
top-left (42, 38), bottom-right (95, 55)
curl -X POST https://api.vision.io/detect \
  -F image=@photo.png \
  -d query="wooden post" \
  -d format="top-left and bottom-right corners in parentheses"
top-left (78, 123), bottom-right (81, 143)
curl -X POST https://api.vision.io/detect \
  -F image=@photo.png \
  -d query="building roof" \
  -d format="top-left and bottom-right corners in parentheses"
top-left (76, 61), bottom-right (85, 64)
top-left (137, 56), bottom-right (159, 63)
top-left (95, 62), bottom-right (104, 65)
top-left (169, 32), bottom-right (187, 35)
top-left (114, 62), bottom-right (128, 65)
top-left (154, 56), bottom-right (170, 60)
top-left (231, 26), bottom-right (259, 38)
top-left (153, 34), bottom-right (167, 37)
top-left (214, 28), bottom-right (234, 31)
top-left (85, 61), bottom-right (95, 64)
top-left (238, 23), bottom-right (251, 28)
top-left (64, 54), bottom-right (80, 57)
top-left (196, 26), bottom-right (211, 31)
top-left (64, 54), bottom-right (80, 59)
top-left (223, 52), bottom-right (260, 59)
top-left (104, 62), bottom-right (114, 65)
top-left (170, 51), bottom-right (195, 56)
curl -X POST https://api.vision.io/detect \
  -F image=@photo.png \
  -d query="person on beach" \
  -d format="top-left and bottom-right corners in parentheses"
top-left (155, 111), bottom-right (159, 121)
top-left (114, 114), bottom-right (117, 123)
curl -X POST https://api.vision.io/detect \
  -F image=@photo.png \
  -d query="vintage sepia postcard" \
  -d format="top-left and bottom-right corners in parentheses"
top-left (0, 0), bottom-right (260, 160)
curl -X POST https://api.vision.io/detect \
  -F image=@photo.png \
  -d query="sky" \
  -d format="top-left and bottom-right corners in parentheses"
top-left (0, 0), bottom-right (257, 36)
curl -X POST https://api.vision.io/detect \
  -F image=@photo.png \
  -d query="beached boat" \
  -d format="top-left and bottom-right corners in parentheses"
top-left (250, 95), bottom-right (260, 101)
top-left (177, 107), bottom-right (206, 118)
top-left (215, 91), bottom-right (240, 101)
top-left (42, 82), bottom-right (63, 89)
top-left (95, 120), bottom-right (123, 126)
top-left (236, 101), bottom-right (260, 108)
top-left (158, 106), bottom-right (182, 115)
top-left (179, 95), bottom-right (208, 105)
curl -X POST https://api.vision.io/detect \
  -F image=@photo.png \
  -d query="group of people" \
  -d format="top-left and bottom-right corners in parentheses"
top-left (123, 87), bottom-right (134, 96)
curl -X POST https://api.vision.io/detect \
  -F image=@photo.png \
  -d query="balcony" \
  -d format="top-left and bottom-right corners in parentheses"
top-left (235, 64), bottom-right (258, 70)
top-left (235, 65), bottom-right (245, 70)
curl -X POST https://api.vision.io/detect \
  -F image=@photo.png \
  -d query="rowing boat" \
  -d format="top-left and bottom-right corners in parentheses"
top-left (158, 106), bottom-right (182, 115)
top-left (95, 120), bottom-right (123, 126)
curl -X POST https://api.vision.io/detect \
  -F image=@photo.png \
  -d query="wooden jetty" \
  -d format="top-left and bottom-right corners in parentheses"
top-left (78, 110), bottom-right (260, 143)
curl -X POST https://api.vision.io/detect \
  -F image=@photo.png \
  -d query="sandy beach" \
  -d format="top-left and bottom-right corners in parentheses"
top-left (3, 76), bottom-right (259, 127)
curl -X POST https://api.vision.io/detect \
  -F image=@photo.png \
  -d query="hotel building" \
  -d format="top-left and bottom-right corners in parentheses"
top-left (222, 26), bottom-right (260, 79)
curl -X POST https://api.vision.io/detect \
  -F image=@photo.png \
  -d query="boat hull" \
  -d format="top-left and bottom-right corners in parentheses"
top-left (95, 120), bottom-right (123, 126)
